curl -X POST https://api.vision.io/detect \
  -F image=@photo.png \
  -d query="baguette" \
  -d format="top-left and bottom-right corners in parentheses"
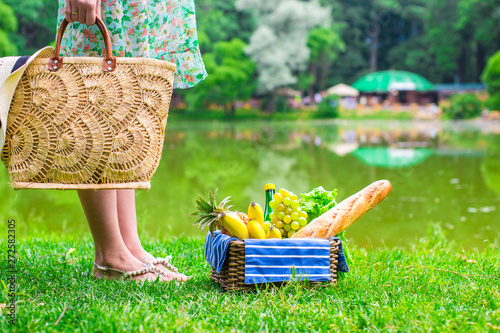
top-left (292, 180), bottom-right (392, 239)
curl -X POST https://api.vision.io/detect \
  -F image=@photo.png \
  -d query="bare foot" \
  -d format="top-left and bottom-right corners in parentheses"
top-left (93, 252), bottom-right (167, 282)
top-left (130, 249), bottom-right (189, 282)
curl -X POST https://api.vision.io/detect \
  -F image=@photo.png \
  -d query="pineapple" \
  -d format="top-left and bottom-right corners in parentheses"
top-left (190, 189), bottom-right (249, 240)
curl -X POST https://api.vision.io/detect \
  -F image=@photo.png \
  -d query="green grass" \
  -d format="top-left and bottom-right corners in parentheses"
top-left (168, 107), bottom-right (416, 122)
top-left (338, 109), bottom-right (415, 120)
top-left (1, 224), bottom-right (499, 332)
top-left (169, 108), bottom-right (312, 121)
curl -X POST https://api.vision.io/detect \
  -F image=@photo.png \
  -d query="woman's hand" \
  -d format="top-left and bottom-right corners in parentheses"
top-left (64, 0), bottom-right (102, 26)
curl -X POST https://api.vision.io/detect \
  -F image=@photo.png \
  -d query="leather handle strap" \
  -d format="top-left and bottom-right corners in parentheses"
top-left (49, 17), bottom-right (117, 72)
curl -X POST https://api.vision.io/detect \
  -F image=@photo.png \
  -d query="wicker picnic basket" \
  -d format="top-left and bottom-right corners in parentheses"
top-left (1, 17), bottom-right (175, 190)
top-left (210, 238), bottom-right (340, 292)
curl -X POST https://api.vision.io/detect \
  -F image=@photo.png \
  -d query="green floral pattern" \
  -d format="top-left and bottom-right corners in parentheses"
top-left (57, 0), bottom-right (207, 89)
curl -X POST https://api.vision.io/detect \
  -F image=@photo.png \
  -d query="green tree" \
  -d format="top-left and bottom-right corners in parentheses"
top-left (482, 50), bottom-right (500, 111)
top-left (306, 25), bottom-right (345, 100)
top-left (5, 0), bottom-right (57, 55)
top-left (442, 93), bottom-right (482, 119)
top-left (185, 38), bottom-right (256, 116)
top-left (195, 0), bottom-right (254, 53)
top-left (0, 0), bottom-right (17, 56)
top-left (457, 0), bottom-right (500, 81)
top-left (315, 94), bottom-right (340, 118)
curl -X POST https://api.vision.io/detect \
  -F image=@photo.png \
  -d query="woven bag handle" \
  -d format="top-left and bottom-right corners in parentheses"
top-left (49, 16), bottom-right (117, 72)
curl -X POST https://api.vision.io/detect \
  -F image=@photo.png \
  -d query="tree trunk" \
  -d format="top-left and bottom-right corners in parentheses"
top-left (264, 92), bottom-right (277, 113)
top-left (476, 43), bottom-right (486, 82)
top-left (457, 47), bottom-right (467, 84)
top-left (319, 60), bottom-right (333, 92)
top-left (230, 102), bottom-right (236, 117)
top-left (370, 25), bottom-right (379, 73)
top-left (223, 102), bottom-right (235, 117)
top-left (308, 62), bottom-right (318, 104)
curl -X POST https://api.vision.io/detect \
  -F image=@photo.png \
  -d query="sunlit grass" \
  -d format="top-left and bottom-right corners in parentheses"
top-left (168, 107), bottom-right (416, 121)
top-left (1, 224), bottom-right (498, 332)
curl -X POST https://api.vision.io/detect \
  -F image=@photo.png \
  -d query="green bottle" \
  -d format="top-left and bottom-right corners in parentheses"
top-left (264, 183), bottom-right (276, 222)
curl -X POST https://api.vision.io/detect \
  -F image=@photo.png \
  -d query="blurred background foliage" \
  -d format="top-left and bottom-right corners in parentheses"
top-left (1, 0), bottom-right (500, 112)
top-left (442, 93), bottom-right (483, 120)
top-left (482, 50), bottom-right (500, 111)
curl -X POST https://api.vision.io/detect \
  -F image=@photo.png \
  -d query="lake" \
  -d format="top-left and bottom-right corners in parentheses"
top-left (1, 118), bottom-right (499, 249)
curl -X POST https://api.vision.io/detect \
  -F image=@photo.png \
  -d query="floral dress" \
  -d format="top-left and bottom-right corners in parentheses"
top-left (57, 0), bottom-right (207, 89)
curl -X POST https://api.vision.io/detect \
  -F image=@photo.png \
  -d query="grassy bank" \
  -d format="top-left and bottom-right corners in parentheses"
top-left (1, 225), bottom-right (499, 332)
top-left (168, 107), bottom-right (415, 122)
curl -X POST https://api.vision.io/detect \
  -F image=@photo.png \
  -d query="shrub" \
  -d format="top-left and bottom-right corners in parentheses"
top-left (482, 49), bottom-right (500, 111)
top-left (315, 94), bottom-right (340, 118)
top-left (442, 93), bottom-right (482, 120)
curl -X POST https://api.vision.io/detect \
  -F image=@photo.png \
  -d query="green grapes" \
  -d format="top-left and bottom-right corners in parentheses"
top-left (298, 217), bottom-right (307, 226)
top-left (267, 187), bottom-right (309, 238)
top-left (269, 201), bottom-right (279, 210)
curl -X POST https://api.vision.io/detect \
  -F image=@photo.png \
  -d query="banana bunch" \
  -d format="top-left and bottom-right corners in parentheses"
top-left (191, 189), bottom-right (281, 240)
top-left (211, 202), bottom-right (281, 240)
top-left (247, 202), bottom-right (282, 239)
top-left (218, 211), bottom-right (250, 240)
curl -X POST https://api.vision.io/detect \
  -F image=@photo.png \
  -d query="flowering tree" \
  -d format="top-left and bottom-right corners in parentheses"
top-left (236, 0), bottom-right (331, 111)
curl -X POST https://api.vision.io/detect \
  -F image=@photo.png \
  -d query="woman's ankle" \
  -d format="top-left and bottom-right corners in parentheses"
top-left (126, 246), bottom-right (152, 260)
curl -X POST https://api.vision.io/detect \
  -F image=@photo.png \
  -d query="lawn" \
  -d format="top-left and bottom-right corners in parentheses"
top-left (167, 107), bottom-right (415, 122)
top-left (1, 224), bottom-right (499, 332)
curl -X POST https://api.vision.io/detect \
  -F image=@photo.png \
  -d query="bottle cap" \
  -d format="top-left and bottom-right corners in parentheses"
top-left (264, 183), bottom-right (275, 191)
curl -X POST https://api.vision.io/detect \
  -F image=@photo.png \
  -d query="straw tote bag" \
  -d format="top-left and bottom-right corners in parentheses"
top-left (1, 17), bottom-right (176, 190)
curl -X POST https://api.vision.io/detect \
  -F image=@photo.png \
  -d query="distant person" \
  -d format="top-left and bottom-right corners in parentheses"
top-left (59, 0), bottom-right (206, 282)
top-left (314, 92), bottom-right (322, 104)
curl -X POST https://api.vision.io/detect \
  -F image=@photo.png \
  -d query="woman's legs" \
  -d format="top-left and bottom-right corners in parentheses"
top-left (77, 189), bottom-right (161, 281)
top-left (116, 189), bottom-right (188, 281)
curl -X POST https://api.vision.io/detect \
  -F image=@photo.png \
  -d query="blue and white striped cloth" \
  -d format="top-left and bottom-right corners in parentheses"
top-left (204, 231), bottom-right (239, 274)
top-left (244, 238), bottom-right (332, 284)
top-left (204, 231), bottom-right (349, 283)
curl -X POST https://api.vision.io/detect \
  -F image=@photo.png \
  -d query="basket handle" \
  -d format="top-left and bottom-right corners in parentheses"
top-left (49, 16), bottom-right (117, 73)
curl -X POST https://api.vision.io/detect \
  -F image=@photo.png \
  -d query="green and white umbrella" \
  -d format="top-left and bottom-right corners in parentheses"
top-left (352, 147), bottom-right (434, 168)
top-left (352, 70), bottom-right (434, 92)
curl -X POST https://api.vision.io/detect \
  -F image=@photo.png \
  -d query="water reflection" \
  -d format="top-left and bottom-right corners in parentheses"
top-left (1, 119), bottom-right (499, 248)
top-left (481, 135), bottom-right (500, 196)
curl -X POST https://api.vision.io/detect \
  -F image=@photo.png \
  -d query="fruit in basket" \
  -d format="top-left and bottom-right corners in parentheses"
top-left (248, 202), bottom-right (265, 226)
top-left (191, 189), bottom-right (250, 240)
top-left (247, 219), bottom-right (266, 239)
top-left (267, 187), bottom-right (308, 238)
top-left (266, 226), bottom-right (282, 239)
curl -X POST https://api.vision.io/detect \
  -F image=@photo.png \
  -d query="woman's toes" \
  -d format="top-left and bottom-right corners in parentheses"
top-left (154, 265), bottom-right (187, 282)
